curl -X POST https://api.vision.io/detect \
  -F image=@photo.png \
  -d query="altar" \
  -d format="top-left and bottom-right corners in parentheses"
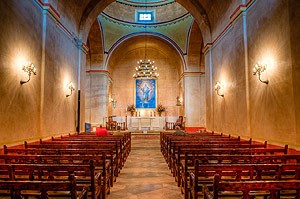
top-left (109, 116), bottom-right (178, 131)
top-left (129, 117), bottom-right (165, 130)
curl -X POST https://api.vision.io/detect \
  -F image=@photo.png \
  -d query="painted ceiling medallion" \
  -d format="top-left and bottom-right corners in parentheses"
top-left (116, 0), bottom-right (174, 7)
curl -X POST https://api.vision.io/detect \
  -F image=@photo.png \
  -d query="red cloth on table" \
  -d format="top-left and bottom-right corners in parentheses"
top-left (95, 127), bottom-right (109, 136)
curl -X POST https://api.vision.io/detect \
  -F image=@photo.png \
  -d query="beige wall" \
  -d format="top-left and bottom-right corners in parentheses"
top-left (206, 0), bottom-right (300, 149)
top-left (0, 0), bottom-right (42, 145)
top-left (289, 0), bottom-right (300, 147)
top-left (0, 0), bottom-right (81, 146)
top-left (108, 36), bottom-right (181, 117)
top-left (183, 74), bottom-right (206, 127)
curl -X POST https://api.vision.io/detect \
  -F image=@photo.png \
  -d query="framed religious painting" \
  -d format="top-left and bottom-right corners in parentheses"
top-left (135, 79), bottom-right (156, 109)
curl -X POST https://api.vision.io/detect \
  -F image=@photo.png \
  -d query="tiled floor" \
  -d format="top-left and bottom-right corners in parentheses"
top-left (107, 135), bottom-right (183, 199)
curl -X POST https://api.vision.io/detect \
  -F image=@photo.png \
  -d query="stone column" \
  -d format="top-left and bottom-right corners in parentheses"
top-left (85, 70), bottom-right (110, 127)
top-left (182, 73), bottom-right (206, 128)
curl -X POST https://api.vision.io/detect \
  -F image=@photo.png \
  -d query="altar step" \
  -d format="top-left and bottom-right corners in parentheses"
top-left (130, 130), bottom-right (162, 135)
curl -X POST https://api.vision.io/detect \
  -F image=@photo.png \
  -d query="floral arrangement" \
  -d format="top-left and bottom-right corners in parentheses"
top-left (156, 104), bottom-right (166, 113)
top-left (127, 104), bottom-right (136, 113)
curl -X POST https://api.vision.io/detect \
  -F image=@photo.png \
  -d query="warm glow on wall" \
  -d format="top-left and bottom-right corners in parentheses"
top-left (261, 52), bottom-right (276, 72)
top-left (15, 56), bottom-right (28, 71)
top-left (63, 76), bottom-right (76, 97)
top-left (214, 81), bottom-right (224, 97)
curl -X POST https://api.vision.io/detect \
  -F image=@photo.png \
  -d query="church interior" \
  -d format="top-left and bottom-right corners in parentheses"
top-left (0, 0), bottom-right (300, 198)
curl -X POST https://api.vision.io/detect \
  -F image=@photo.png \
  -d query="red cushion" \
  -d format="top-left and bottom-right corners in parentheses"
top-left (95, 127), bottom-right (109, 136)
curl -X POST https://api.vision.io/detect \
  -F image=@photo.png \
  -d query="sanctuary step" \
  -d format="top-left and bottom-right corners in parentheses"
top-left (130, 130), bottom-right (162, 135)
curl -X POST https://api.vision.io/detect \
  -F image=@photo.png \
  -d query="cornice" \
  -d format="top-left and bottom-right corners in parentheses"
top-left (203, 0), bottom-right (256, 54)
top-left (34, 0), bottom-right (89, 54)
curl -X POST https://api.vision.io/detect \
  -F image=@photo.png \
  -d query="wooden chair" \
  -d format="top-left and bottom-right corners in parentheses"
top-left (166, 116), bottom-right (185, 130)
top-left (175, 116), bottom-right (185, 130)
top-left (106, 116), bottom-right (117, 130)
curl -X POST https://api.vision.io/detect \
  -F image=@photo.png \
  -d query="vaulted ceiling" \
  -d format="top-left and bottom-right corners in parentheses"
top-left (53, 0), bottom-right (237, 44)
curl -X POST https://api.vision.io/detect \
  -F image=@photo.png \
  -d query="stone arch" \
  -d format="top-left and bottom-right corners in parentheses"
top-left (79, 0), bottom-right (211, 44)
top-left (106, 35), bottom-right (184, 77)
top-left (104, 32), bottom-right (187, 72)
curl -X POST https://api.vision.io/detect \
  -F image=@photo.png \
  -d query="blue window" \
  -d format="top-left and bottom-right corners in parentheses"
top-left (137, 11), bottom-right (155, 23)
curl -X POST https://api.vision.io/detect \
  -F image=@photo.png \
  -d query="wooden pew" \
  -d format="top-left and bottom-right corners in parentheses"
top-left (161, 132), bottom-right (245, 163)
top-left (3, 147), bottom-right (115, 195)
top-left (0, 153), bottom-right (114, 191)
top-left (0, 174), bottom-right (88, 199)
top-left (190, 162), bottom-right (300, 199)
top-left (179, 153), bottom-right (300, 194)
top-left (170, 145), bottom-right (288, 186)
top-left (167, 141), bottom-right (266, 172)
top-left (203, 174), bottom-right (300, 199)
top-left (49, 134), bottom-right (131, 170)
top-left (182, 154), bottom-right (300, 198)
top-left (32, 140), bottom-right (124, 176)
top-left (0, 160), bottom-right (101, 199)
top-left (167, 145), bottom-right (288, 198)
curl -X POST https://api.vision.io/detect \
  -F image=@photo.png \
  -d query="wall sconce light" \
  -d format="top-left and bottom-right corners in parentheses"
top-left (66, 82), bottom-right (75, 97)
top-left (176, 96), bottom-right (182, 106)
top-left (253, 62), bottom-right (269, 84)
top-left (110, 98), bottom-right (117, 109)
top-left (214, 81), bottom-right (224, 97)
top-left (20, 61), bottom-right (37, 85)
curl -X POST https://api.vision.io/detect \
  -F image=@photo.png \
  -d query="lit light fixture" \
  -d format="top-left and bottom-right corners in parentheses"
top-left (110, 98), bottom-right (117, 109)
top-left (253, 62), bottom-right (269, 84)
top-left (214, 81), bottom-right (224, 97)
top-left (66, 82), bottom-right (75, 97)
top-left (133, 59), bottom-right (159, 79)
top-left (20, 61), bottom-right (37, 85)
top-left (133, 1), bottom-right (159, 80)
top-left (176, 96), bottom-right (182, 106)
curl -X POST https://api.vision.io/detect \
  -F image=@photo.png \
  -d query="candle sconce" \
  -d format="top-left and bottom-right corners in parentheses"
top-left (253, 62), bottom-right (269, 84)
top-left (66, 82), bottom-right (75, 97)
top-left (20, 61), bottom-right (37, 85)
top-left (110, 98), bottom-right (117, 109)
top-left (176, 96), bottom-right (183, 106)
top-left (214, 81), bottom-right (224, 97)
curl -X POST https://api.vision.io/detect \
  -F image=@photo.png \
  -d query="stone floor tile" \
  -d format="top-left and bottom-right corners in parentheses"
top-left (107, 135), bottom-right (183, 199)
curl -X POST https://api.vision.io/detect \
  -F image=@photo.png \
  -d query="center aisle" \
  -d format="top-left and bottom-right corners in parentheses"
top-left (107, 134), bottom-right (183, 199)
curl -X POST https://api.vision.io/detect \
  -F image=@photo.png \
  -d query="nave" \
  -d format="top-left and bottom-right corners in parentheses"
top-left (108, 135), bottom-right (183, 199)
top-left (1, 131), bottom-right (300, 198)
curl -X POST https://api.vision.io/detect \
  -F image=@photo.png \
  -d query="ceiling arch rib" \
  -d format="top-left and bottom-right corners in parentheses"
top-left (79, 0), bottom-right (211, 44)
top-left (98, 12), bottom-right (194, 55)
top-left (104, 32), bottom-right (187, 71)
top-left (107, 35), bottom-right (184, 77)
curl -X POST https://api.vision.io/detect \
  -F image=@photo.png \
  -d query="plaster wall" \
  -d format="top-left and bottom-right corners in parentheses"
top-left (187, 22), bottom-right (203, 72)
top-left (85, 73), bottom-right (109, 126)
top-left (0, 0), bottom-right (42, 146)
top-left (206, 0), bottom-right (241, 40)
top-left (247, 0), bottom-right (296, 146)
top-left (86, 20), bottom-right (104, 70)
top-left (109, 47), bottom-right (179, 117)
top-left (206, 0), bottom-right (299, 148)
top-left (211, 15), bottom-right (247, 136)
top-left (0, 0), bottom-right (81, 146)
top-left (42, 17), bottom-right (78, 137)
top-left (184, 75), bottom-right (206, 127)
top-left (289, 0), bottom-right (300, 147)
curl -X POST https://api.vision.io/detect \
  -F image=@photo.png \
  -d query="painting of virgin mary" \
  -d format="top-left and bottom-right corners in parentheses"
top-left (135, 79), bottom-right (156, 108)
